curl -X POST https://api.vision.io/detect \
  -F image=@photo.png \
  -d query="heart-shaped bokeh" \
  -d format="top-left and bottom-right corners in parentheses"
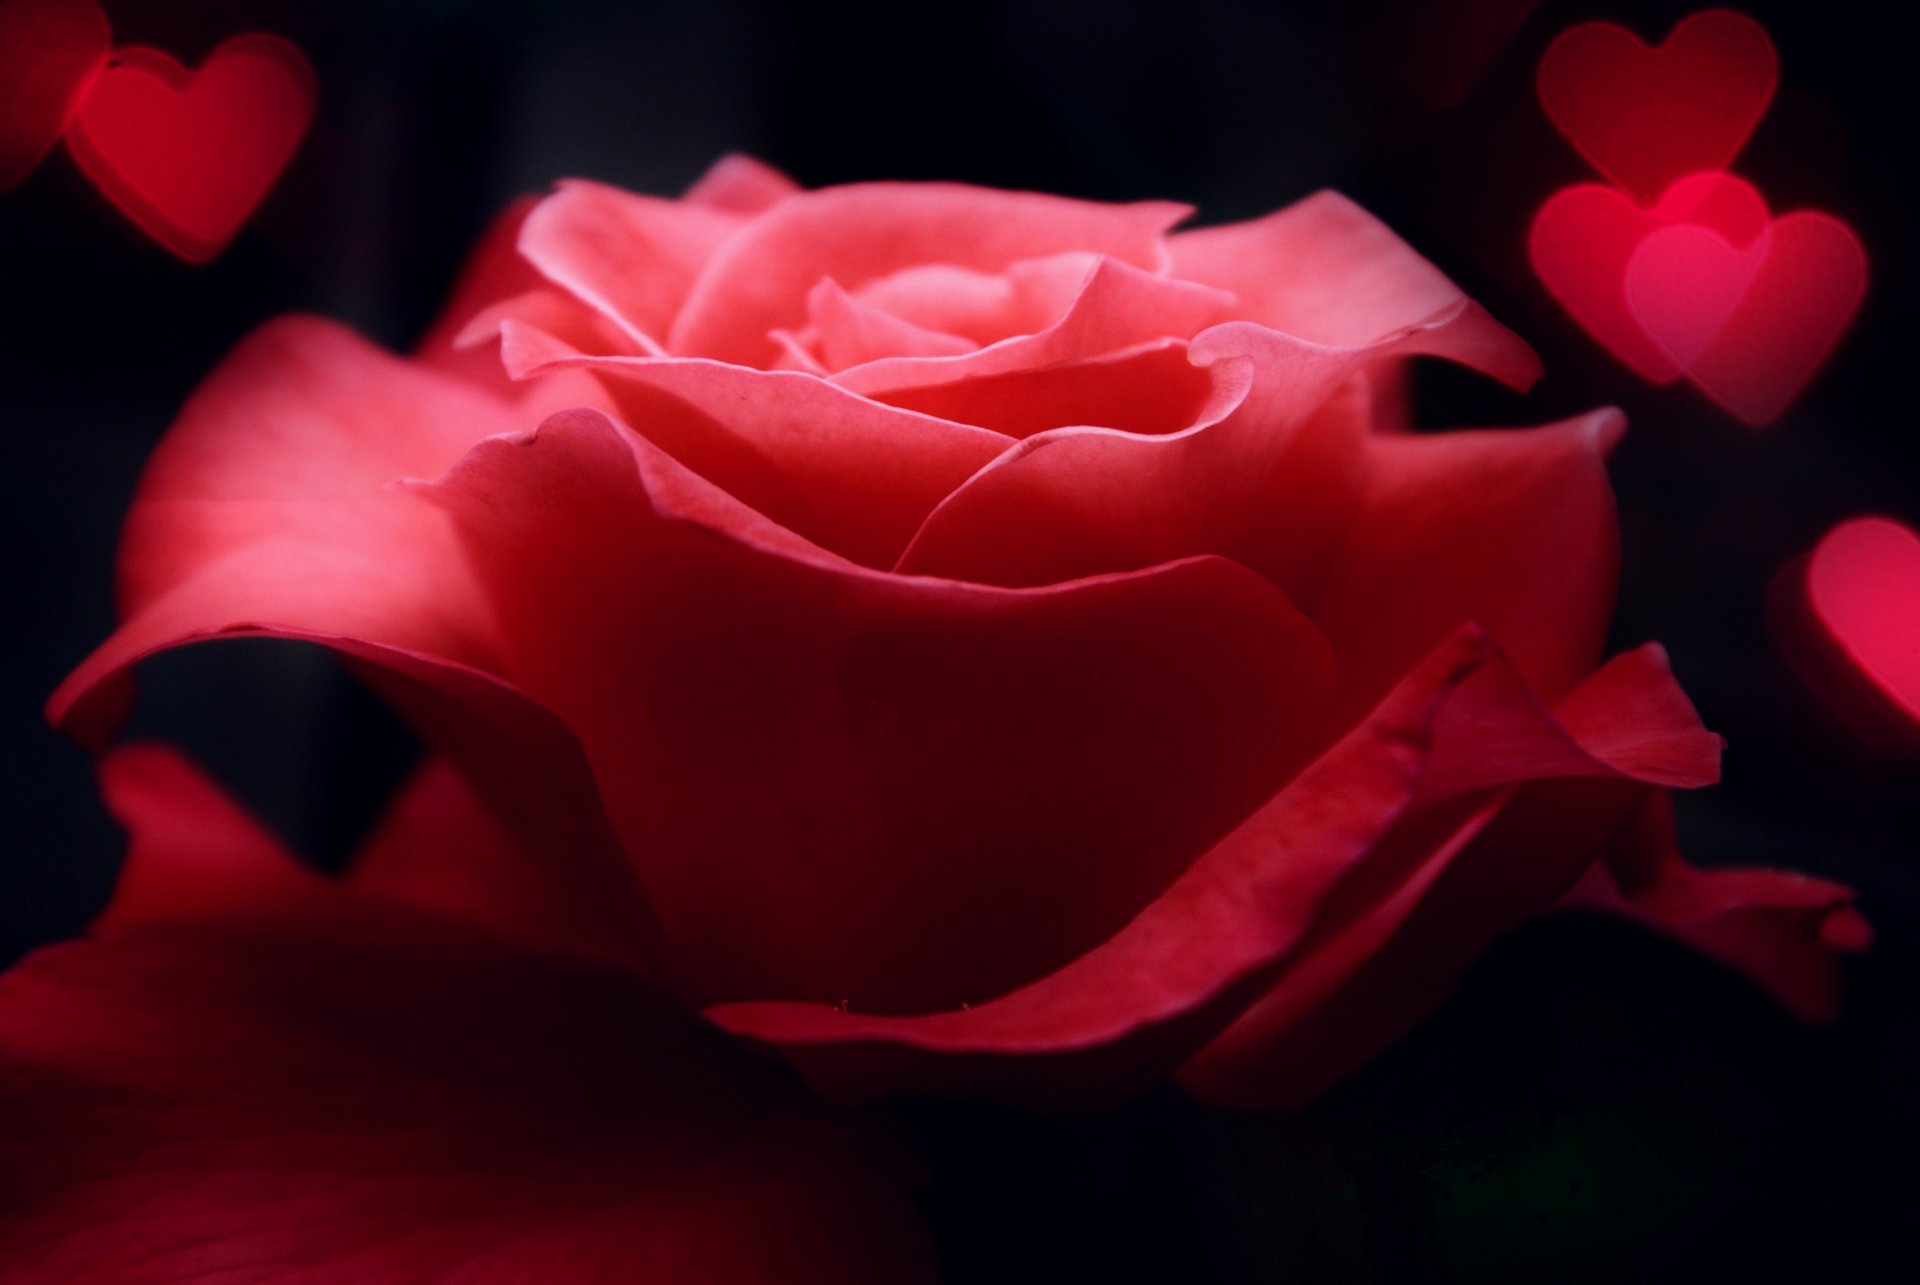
top-left (64, 33), bottom-right (315, 262)
top-left (1538, 9), bottom-right (1777, 205)
top-left (1628, 211), bottom-right (1866, 426)
top-left (1623, 221), bottom-right (1770, 373)
top-left (1529, 171), bottom-right (1769, 383)
top-left (1802, 516), bottom-right (1920, 732)
top-left (0, 0), bottom-right (108, 190)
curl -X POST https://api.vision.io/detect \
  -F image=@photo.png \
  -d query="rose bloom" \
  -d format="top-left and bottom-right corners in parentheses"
top-left (14, 157), bottom-right (1865, 1240)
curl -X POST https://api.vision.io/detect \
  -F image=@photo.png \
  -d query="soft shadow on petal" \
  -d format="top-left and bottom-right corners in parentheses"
top-left (1173, 642), bottom-right (1838, 1111)
top-left (703, 628), bottom-right (1495, 1109)
top-left (0, 753), bottom-right (936, 1285)
top-left (416, 408), bottom-right (1340, 1019)
top-left (873, 339), bottom-right (1217, 439)
top-left (1557, 791), bottom-right (1869, 1024)
top-left (1307, 407), bottom-right (1626, 718)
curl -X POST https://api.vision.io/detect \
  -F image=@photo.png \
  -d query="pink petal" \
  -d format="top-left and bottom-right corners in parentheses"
top-left (892, 300), bottom-right (1531, 588)
top-left (1176, 641), bottom-right (1728, 1109)
top-left (89, 743), bottom-right (320, 931)
top-left (0, 759), bottom-right (935, 1283)
top-left (1558, 791), bottom-right (1868, 1023)
top-left (112, 315), bottom-right (610, 618)
top-left (452, 286), bottom-right (649, 361)
top-left (681, 152), bottom-right (802, 213)
top-left (45, 322), bottom-right (662, 970)
top-left (497, 324), bottom-right (1012, 568)
top-left (667, 182), bottom-right (1191, 365)
top-left (411, 195), bottom-right (547, 383)
top-left (1171, 189), bottom-right (1481, 346)
top-left (518, 178), bottom-right (751, 351)
top-left (416, 408), bottom-right (1341, 1020)
top-left (831, 255), bottom-right (1235, 397)
top-left (1307, 407), bottom-right (1627, 718)
top-left (790, 277), bottom-right (979, 369)
top-left (874, 339), bottom-right (1217, 439)
top-left (842, 261), bottom-right (1022, 340)
top-left (349, 757), bottom-right (646, 969)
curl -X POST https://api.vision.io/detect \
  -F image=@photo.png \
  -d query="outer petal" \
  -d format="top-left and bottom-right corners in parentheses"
top-left (415, 408), bottom-right (1340, 1018)
top-left (116, 317), bottom-right (514, 615)
top-left (114, 315), bottom-right (614, 619)
top-left (707, 628), bottom-right (1494, 1107)
top-left (709, 635), bottom-right (1724, 1108)
top-left (1170, 189), bottom-right (1475, 346)
top-left (682, 152), bottom-right (802, 213)
top-left (1307, 407), bottom-right (1627, 717)
top-left (1557, 791), bottom-right (1869, 1024)
top-left (667, 182), bottom-right (1191, 365)
top-left (1175, 643), bottom-right (1728, 1109)
top-left (348, 757), bottom-right (645, 967)
top-left (516, 178), bottom-right (753, 352)
top-left (48, 321), bottom-right (663, 978)
top-left (0, 754), bottom-right (936, 1284)
top-left (410, 198), bottom-right (623, 422)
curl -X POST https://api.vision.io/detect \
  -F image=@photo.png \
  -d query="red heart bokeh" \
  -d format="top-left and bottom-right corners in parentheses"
top-left (1804, 516), bottom-right (1920, 731)
top-left (1623, 221), bottom-right (1769, 373)
top-left (1538, 9), bottom-right (1777, 205)
top-left (1628, 211), bottom-right (1866, 426)
top-left (0, 0), bottom-right (108, 190)
top-left (1529, 171), bottom-right (1768, 383)
top-left (64, 33), bottom-right (315, 263)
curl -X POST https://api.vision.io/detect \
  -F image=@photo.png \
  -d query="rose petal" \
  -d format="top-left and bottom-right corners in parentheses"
top-left (411, 195), bottom-right (547, 380)
top-left (874, 339), bottom-right (1217, 439)
top-left (1170, 189), bottom-right (1478, 346)
top-left (113, 315), bottom-right (613, 619)
top-left (667, 182), bottom-right (1191, 365)
top-left (88, 743), bottom-right (320, 931)
top-left (416, 407), bottom-right (1341, 1019)
top-left (46, 334), bottom-right (663, 975)
top-left (788, 277), bottom-right (980, 369)
top-left (1176, 643), bottom-right (1727, 1108)
top-left (518, 178), bottom-right (753, 352)
top-left (704, 628), bottom-right (1494, 1107)
top-left (349, 756), bottom-right (646, 968)
top-left (0, 756), bottom-right (935, 1283)
top-left (682, 151), bottom-right (802, 213)
top-left (831, 255), bottom-right (1235, 397)
top-left (1558, 791), bottom-right (1868, 1023)
top-left (497, 323), bottom-right (1013, 568)
top-left (841, 261), bottom-right (1022, 341)
top-left (1307, 407), bottom-right (1626, 716)
top-left (453, 285), bottom-right (648, 360)
top-left (895, 301), bottom-right (1538, 588)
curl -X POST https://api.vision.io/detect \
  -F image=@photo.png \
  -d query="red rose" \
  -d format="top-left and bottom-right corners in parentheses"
top-left (50, 155), bottom-right (1864, 1111)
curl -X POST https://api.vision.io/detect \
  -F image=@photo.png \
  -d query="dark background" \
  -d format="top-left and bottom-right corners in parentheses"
top-left (2, 0), bottom-right (1914, 1280)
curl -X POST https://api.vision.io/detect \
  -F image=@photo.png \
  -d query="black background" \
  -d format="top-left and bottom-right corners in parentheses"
top-left (1, 0), bottom-right (1914, 1280)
